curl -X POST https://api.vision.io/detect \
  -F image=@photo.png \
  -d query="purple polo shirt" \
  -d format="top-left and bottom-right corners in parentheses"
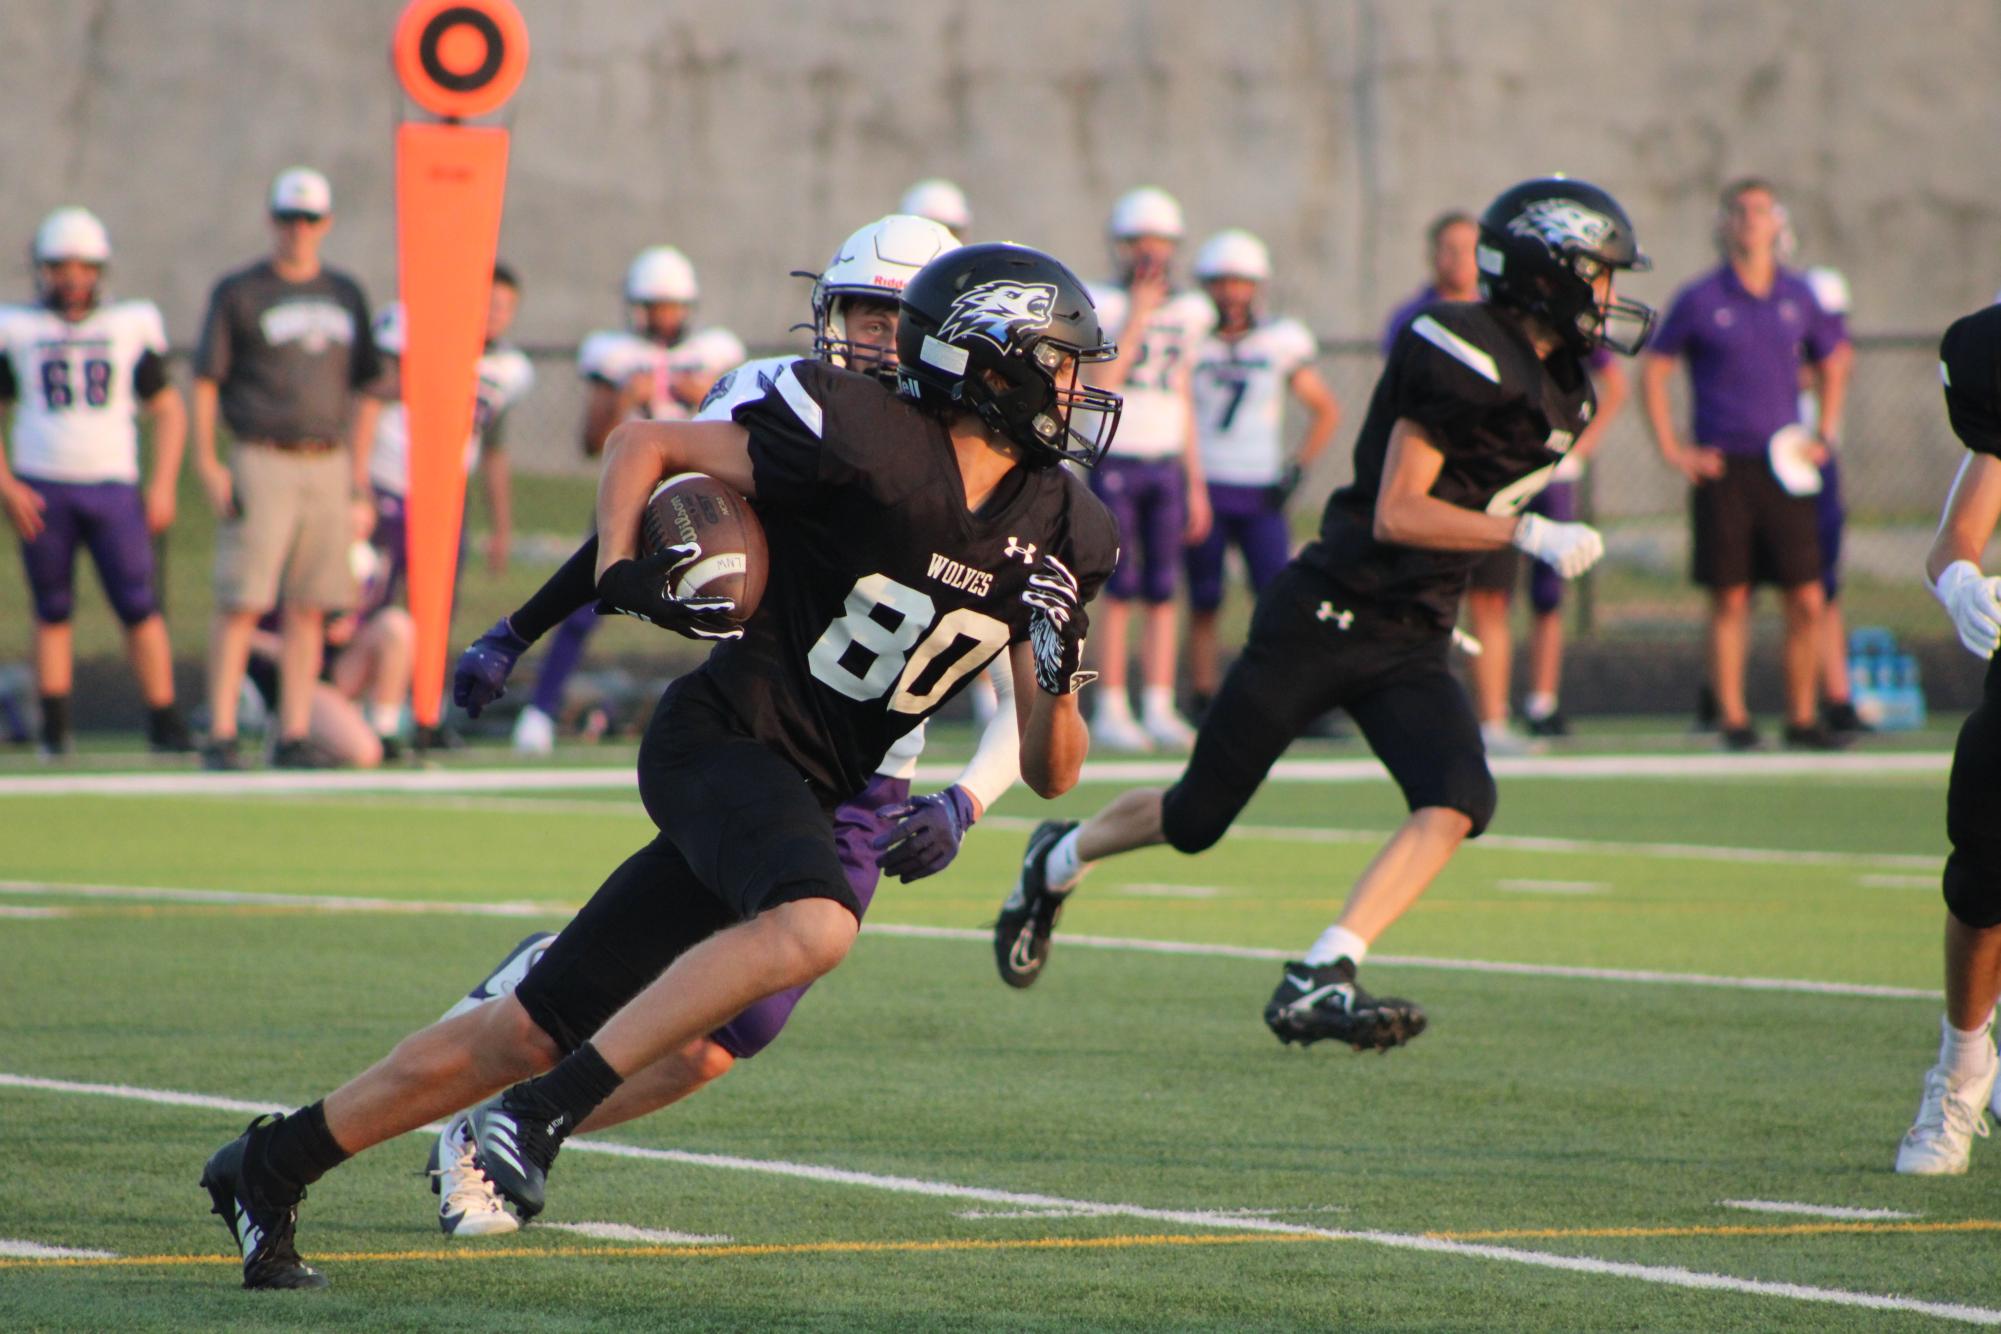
top-left (1650, 264), bottom-right (1847, 454)
top-left (1381, 285), bottom-right (1442, 355)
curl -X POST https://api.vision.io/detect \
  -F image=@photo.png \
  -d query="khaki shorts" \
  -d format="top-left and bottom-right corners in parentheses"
top-left (213, 444), bottom-right (357, 612)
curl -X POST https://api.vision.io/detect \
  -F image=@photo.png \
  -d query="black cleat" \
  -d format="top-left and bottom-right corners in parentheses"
top-left (148, 708), bottom-right (196, 754)
top-left (994, 819), bottom-right (1077, 989)
top-left (1720, 724), bottom-right (1762, 753)
top-left (1524, 711), bottom-right (1570, 738)
top-left (272, 737), bottom-right (342, 769)
top-left (1783, 721), bottom-right (1853, 752)
top-left (1821, 700), bottom-right (1872, 737)
top-left (201, 737), bottom-right (247, 771)
top-left (466, 1089), bottom-right (570, 1220)
top-left (199, 1116), bottom-right (328, 1290)
top-left (1263, 959), bottom-right (1428, 1052)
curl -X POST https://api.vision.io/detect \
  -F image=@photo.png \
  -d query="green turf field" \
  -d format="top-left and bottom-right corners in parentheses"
top-left (1, 744), bottom-right (1992, 1331)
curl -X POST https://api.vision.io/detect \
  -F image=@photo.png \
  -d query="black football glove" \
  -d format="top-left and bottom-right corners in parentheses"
top-left (594, 544), bottom-right (743, 641)
top-left (1021, 553), bottom-right (1096, 696)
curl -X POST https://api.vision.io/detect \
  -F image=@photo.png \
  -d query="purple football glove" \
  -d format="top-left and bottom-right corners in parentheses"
top-left (872, 784), bottom-right (979, 883)
top-left (453, 616), bottom-right (531, 719)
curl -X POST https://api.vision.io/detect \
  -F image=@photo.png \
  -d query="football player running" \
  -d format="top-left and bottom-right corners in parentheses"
top-left (510, 247), bottom-right (745, 754)
top-left (1085, 187), bottom-right (1215, 752)
top-left (993, 178), bottom-right (1654, 1051)
top-left (0, 208), bottom-right (193, 755)
top-left (1892, 305), bottom-right (2001, 1174)
top-left (198, 242), bottom-right (1122, 1288)
top-left (424, 216), bottom-right (1029, 1238)
top-left (1183, 228), bottom-right (1340, 716)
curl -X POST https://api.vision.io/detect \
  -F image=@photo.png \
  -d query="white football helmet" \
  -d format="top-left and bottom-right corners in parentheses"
top-left (1804, 265), bottom-right (1850, 318)
top-left (897, 179), bottom-right (972, 236)
top-left (811, 214), bottom-right (961, 378)
top-left (1108, 186), bottom-right (1184, 240)
top-left (34, 207), bottom-right (112, 265)
top-left (1193, 228), bottom-right (1271, 283)
top-left (625, 246), bottom-right (699, 304)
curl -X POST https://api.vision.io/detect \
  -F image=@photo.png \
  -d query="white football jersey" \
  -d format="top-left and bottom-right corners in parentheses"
top-left (0, 299), bottom-right (169, 484)
top-left (1088, 284), bottom-right (1214, 460)
top-left (578, 326), bottom-right (747, 422)
top-left (692, 354), bottom-right (796, 423)
top-left (367, 303), bottom-right (536, 496)
top-left (1191, 318), bottom-right (1319, 486)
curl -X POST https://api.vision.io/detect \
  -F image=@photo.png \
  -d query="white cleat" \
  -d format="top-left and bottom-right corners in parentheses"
top-left (432, 1112), bottom-right (521, 1236)
top-left (1480, 721), bottom-right (1543, 757)
top-left (1091, 711), bottom-right (1155, 754)
top-left (1141, 709), bottom-right (1198, 752)
top-left (1895, 1054), bottom-right (1997, 1176)
top-left (511, 705), bottom-right (555, 756)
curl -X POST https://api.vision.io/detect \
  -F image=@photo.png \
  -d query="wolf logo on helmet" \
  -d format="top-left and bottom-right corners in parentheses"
top-left (936, 280), bottom-right (1058, 351)
top-left (1506, 198), bottom-right (1619, 254)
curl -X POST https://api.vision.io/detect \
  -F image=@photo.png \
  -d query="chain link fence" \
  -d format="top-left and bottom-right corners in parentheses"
top-left (498, 334), bottom-right (1969, 641)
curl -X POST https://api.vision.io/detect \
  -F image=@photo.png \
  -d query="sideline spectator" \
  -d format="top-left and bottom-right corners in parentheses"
top-left (1640, 177), bottom-right (1850, 751)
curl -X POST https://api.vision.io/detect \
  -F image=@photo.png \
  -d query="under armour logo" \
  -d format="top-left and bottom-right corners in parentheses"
top-left (1316, 602), bottom-right (1354, 629)
top-left (1004, 537), bottom-right (1038, 564)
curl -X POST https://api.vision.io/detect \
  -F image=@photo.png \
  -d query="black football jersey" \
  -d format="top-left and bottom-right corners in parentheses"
top-left (1940, 305), bottom-right (2001, 458)
top-left (1298, 302), bottom-right (1595, 628)
top-left (707, 359), bottom-right (1120, 801)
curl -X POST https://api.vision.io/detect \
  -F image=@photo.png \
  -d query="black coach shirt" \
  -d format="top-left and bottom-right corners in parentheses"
top-left (1940, 305), bottom-right (2001, 458)
top-left (1300, 302), bottom-right (1595, 629)
top-left (709, 360), bottom-right (1119, 802)
top-left (194, 260), bottom-right (379, 445)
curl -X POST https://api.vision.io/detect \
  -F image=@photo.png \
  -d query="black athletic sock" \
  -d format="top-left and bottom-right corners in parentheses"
top-left (256, 1100), bottom-right (350, 1198)
top-left (510, 535), bottom-right (600, 643)
top-left (38, 694), bottom-right (69, 750)
top-left (515, 1040), bottom-right (623, 1133)
top-left (146, 704), bottom-right (188, 745)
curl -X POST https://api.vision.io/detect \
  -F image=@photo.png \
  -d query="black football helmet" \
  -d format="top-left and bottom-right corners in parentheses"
top-left (896, 243), bottom-right (1123, 468)
top-left (1477, 178), bottom-right (1655, 356)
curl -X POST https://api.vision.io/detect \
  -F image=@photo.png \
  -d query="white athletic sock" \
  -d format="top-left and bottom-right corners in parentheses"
top-left (1302, 924), bottom-right (1370, 969)
top-left (370, 703), bottom-right (401, 737)
top-left (1939, 1010), bottom-right (1998, 1078)
top-left (1524, 692), bottom-right (1557, 721)
top-left (1095, 690), bottom-right (1135, 725)
top-left (1141, 685), bottom-right (1179, 721)
top-left (1044, 827), bottom-right (1090, 893)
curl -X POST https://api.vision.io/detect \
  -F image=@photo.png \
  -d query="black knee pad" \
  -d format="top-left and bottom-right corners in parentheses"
top-left (1160, 779), bottom-right (1231, 855)
top-left (1943, 855), bottom-right (2001, 930)
top-left (1409, 760), bottom-right (1497, 839)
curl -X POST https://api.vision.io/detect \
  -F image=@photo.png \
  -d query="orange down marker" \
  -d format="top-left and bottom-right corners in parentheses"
top-left (391, 0), bottom-right (528, 727)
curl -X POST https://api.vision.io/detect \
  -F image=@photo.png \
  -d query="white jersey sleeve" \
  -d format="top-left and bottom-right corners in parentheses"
top-left (694, 355), bottom-right (798, 423)
top-left (1, 300), bottom-right (168, 484)
top-left (370, 327), bottom-right (536, 494)
top-left (672, 327), bottom-right (747, 378)
top-left (577, 329), bottom-right (651, 385)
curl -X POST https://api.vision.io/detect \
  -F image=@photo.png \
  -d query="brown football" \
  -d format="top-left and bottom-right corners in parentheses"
top-left (638, 472), bottom-right (768, 623)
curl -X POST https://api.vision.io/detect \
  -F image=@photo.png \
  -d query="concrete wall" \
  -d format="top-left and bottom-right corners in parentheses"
top-left (7, 0), bottom-right (2001, 359)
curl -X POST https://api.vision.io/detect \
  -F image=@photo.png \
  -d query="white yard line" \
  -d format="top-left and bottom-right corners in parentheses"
top-left (1722, 1200), bottom-right (1921, 1221)
top-left (0, 879), bottom-right (1938, 1001)
top-left (1115, 883), bottom-right (1224, 899)
top-left (0, 905), bottom-right (72, 918)
top-left (1495, 880), bottom-right (1609, 895)
top-left (864, 924), bottom-right (1940, 1001)
top-left (542, 1221), bottom-right (733, 1245)
top-left (1, 1071), bottom-right (1993, 1325)
top-left (982, 814), bottom-right (1940, 870)
top-left (0, 750), bottom-right (1948, 800)
top-left (1859, 874), bottom-right (1939, 889)
top-left (0, 1238), bottom-right (119, 1259)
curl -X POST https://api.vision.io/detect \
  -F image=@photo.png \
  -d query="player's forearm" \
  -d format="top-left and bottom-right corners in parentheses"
top-left (954, 658), bottom-right (1021, 813)
top-left (484, 450), bottom-right (512, 534)
top-left (1576, 362), bottom-right (1630, 459)
top-left (1019, 690), bottom-right (1088, 798)
top-left (348, 395), bottom-right (382, 492)
top-left (1815, 346), bottom-right (1854, 441)
top-left (191, 379), bottom-right (221, 467)
top-left (145, 388), bottom-right (187, 488)
top-left (595, 429), bottom-right (672, 573)
top-left (1928, 454), bottom-right (2001, 583)
top-left (1374, 490), bottom-right (1518, 551)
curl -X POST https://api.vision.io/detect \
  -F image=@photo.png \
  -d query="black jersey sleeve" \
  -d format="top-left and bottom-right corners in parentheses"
top-left (133, 349), bottom-right (169, 400)
top-left (1386, 310), bottom-right (1515, 457)
top-left (732, 359), bottom-right (929, 511)
top-left (0, 350), bottom-right (16, 403)
top-left (1941, 308), bottom-right (2001, 458)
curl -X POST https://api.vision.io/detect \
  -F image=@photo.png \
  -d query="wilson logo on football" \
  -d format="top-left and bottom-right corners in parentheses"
top-left (937, 280), bottom-right (1058, 350)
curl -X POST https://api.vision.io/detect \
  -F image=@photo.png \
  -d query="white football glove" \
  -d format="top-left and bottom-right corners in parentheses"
top-left (1932, 560), bottom-right (2001, 660)
top-left (1511, 512), bottom-right (1605, 580)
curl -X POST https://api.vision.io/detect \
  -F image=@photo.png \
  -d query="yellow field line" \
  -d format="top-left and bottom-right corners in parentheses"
top-left (1433, 1220), bottom-right (2001, 1241)
top-left (0, 1231), bottom-right (1315, 1270)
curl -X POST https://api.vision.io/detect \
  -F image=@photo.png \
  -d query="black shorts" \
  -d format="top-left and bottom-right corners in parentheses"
top-left (1467, 547), bottom-right (1521, 592)
top-left (1691, 455), bottom-right (1822, 590)
top-left (1944, 654), bottom-right (2001, 931)
top-left (1159, 562), bottom-right (1497, 853)
top-left (513, 672), bottom-right (858, 1053)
